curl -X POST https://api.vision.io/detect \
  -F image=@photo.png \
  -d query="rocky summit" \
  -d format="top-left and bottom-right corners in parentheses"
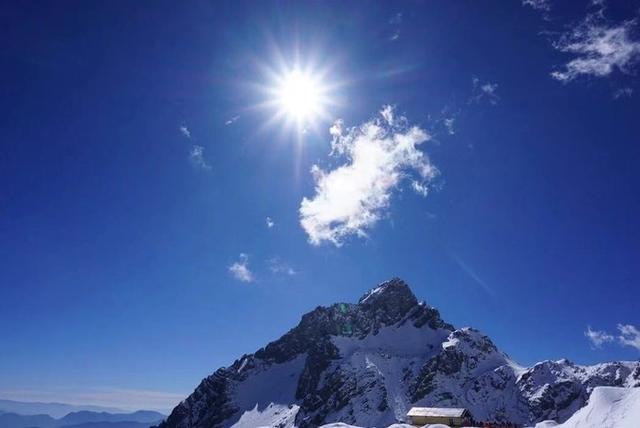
top-left (156, 278), bottom-right (640, 428)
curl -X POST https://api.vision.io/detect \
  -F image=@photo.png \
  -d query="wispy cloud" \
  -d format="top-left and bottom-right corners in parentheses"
top-left (389, 12), bottom-right (403, 41)
top-left (179, 125), bottom-right (191, 139)
top-left (181, 124), bottom-right (211, 170)
top-left (225, 115), bottom-right (240, 126)
top-left (613, 87), bottom-right (634, 99)
top-left (443, 117), bottom-right (456, 135)
top-left (584, 324), bottom-right (640, 351)
top-left (585, 325), bottom-right (615, 348)
top-left (268, 257), bottom-right (296, 276)
top-left (522, 0), bottom-right (552, 21)
top-left (618, 324), bottom-right (640, 351)
top-left (551, 13), bottom-right (640, 82)
top-left (469, 78), bottom-right (500, 105)
top-left (299, 105), bottom-right (438, 246)
top-left (265, 216), bottom-right (275, 228)
top-left (228, 253), bottom-right (253, 282)
top-left (189, 145), bottom-right (211, 170)
top-left (522, 0), bottom-right (551, 12)
top-left (0, 387), bottom-right (184, 413)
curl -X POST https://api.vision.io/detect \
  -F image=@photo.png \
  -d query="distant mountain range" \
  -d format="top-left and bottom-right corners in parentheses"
top-left (0, 400), bottom-right (125, 419)
top-left (156, 278), bottom-right (640, 428)
top-left (61, 423), bottom-right (154, 428)
top-left (0, 402), bottom-right (165, 428)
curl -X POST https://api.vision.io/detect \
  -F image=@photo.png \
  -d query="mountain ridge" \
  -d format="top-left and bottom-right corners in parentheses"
top-left (156, 278), bottom-right (640, 428)
top-left (0, 409), bottom-right (165, 428)
top-left (0, 400), bottom-right (125, 419)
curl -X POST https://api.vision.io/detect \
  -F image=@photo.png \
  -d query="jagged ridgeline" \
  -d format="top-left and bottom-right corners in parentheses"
top-left (156, 278), bottom-right (640, 428)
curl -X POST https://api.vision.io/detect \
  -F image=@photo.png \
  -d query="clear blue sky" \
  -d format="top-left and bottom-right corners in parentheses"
top-left (1, 0), bottom-right (639, 412)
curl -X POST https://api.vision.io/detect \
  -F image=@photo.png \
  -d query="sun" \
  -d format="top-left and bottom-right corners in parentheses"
top-left (252, 52), bottom-right (341, 136)
top-left (261, 64), bottom-right (335, 132)
top-left (275, 70), bottom-right (323, 122)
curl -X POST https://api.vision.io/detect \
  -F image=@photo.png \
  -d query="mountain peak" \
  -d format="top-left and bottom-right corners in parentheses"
top-left (358, 277), bottom-right (417, 306)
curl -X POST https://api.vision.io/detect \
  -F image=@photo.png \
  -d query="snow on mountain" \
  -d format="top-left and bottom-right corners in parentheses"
top-left (534, 386), bottom-right (640, 428)
top-left (156, 278), bottom-right (640, 428)
top-left (229, 403), bottom-right (299, 428)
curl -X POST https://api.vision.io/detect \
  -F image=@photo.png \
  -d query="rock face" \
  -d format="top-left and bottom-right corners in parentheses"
top-left (156, 278), bottom-right (640, 428)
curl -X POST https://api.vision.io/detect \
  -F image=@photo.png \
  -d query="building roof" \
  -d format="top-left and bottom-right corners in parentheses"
top-left (407, 407), bottom-right (468, 418)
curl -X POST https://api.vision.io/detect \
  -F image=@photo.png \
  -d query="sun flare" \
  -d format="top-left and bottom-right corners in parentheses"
top-left (263, 65), bottom-right (334, 132)
top-left (276, 70), bottom-right (322, 122)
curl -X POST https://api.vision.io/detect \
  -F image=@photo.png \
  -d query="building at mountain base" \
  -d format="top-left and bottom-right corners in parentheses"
top-left (407, 406), bottom-right (472, 427)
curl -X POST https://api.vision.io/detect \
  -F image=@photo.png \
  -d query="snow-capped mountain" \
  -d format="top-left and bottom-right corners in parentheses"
top-left (156, 278), bottom-right (640, 428)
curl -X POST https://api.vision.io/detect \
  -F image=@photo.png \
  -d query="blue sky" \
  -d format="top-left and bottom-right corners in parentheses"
top-left (1, 0), bottom-right (639, 413)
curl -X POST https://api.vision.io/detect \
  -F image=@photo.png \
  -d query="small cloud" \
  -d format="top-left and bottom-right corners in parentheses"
top-left (390, 12), bottom-right (403, 25)
top-left (411, 180), bottom-right (429, 197)
top-left (265, 216), bottom-right (275, 228)
top-left (585, 326), bottom-right (615, 348)
top-left (618, 324), bottom-right (640, 351)
top-left (469, 77), bottom-right (500, 105)
top-left (389, 12), bottom-right (403, 41)
top-left (179, 125), bottom-right (191, 139)
top-left (584, 324), bottom-right (640, 351)
top-left (268, 257), bottom-right (297, 276)
top-left (380, 104), bottom-right (395, 124)
top-left (426, 106), bottom-right (461, 139)
top-left (522, 0), bottom-right (551, 12)
top-left (228, 253), bottom-right (253, 282)
top-left (551, 14), bottom-right (640, 83)
top-left (225, 115), bottom-right (240, 125)
top-left (189, 145), bottom-right (211, 170)
top-left (299, 105), bottom-right (438, 246)
top-left (443, 118), bottom-right (456, 135)
top-left (613, 87), bottom-right (634, 99)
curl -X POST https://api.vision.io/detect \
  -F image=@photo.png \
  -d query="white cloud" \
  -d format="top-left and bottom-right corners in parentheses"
top-left (411, 180), bottom-right (429, 196)
top-left (444, 117), bottom-right (456, 135)
top-left (585, 326), bottom-right (615, 348)
top-left (228, 253), bottom-right (253, 282)
top-left (522, 0), bottom-right (551, 12)
top-left (225, 115), bottom-right (240, 125)
top-left (618, 324), bottom-right (640, 351)
top-left (584, 324), bottom-right (640, 351)
top-left (189, 145), bottom-right (211, 170)
top-left (613, 87), bottom-right (634, 99)
top-left (469, 78), bottom-right (500, 105)
top-left (265, 217), bottom-right (275, 228)
top-left (389, 12), bottom-right (403, 41)
top-left (268, 257), bottom-right (296, 276)
top-left (551, 15), bottom-right (640, 82)
top-left (299, 105), bottom-right (437, 246)
top-left (179, 125), bottom-right (191, 138)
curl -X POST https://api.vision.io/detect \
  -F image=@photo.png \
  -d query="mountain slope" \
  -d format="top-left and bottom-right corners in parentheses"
top-left (534, 386), bottom-right (640, 428)
top-left (156, 278), bottom-right (640, 428)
